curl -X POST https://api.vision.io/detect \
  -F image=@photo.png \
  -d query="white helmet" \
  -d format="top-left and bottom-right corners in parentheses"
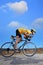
top-left (31, 29), bottom-right (36, 33)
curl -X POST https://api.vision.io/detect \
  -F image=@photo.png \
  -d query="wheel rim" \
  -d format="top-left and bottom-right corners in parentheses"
top-left (1, 42), bottom-right (15, 57)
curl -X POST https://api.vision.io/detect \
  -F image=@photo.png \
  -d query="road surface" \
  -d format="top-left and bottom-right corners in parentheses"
top-left (0, 54), bottom-right (43, 65)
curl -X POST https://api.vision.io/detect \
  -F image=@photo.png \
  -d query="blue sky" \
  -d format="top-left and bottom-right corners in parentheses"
top-left (0, 0), bottom-right (43, 48)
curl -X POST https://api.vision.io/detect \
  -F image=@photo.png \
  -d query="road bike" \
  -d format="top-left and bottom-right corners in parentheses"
top-left (1, 35), bottom-right (37, 57)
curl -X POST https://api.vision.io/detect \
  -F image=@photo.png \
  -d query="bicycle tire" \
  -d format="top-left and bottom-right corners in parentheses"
top-left (1, 42), bottom-right (15, 57)
top-left (23, 41), bottom-right (36, 57)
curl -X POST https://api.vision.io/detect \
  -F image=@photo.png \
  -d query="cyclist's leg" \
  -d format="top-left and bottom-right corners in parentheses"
top-left (14, 29), bottom-right (22, 49)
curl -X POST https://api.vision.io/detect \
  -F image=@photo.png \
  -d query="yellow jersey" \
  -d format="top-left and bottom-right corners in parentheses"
top-left (18, 28), bottom-right (31, 34)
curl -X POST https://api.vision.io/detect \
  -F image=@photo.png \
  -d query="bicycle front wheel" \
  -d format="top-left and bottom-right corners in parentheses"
top-left (1, 42), bottom-right (15, 57)
top-left (23, 42), bottom-right (36, 57)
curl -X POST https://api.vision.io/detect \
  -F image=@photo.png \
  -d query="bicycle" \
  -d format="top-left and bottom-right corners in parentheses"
top-left (1, 35), bottom-right (37, 57)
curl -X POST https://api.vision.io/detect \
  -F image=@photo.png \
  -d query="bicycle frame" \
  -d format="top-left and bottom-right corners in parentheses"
top-left (11, 39), bottom-right (29, 50)
top-left (10, 34), bottom-right (34, 49)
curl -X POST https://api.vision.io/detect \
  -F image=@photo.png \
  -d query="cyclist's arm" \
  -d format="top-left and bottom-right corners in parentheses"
top-left (23, 33), bottom-right (31, 38)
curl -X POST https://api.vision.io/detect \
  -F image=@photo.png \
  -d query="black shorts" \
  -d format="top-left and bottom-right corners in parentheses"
top-left (16, 29), bottom-right (22, 38)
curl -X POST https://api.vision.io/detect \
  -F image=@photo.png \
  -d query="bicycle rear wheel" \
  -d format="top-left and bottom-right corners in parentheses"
top-left (1, 42), bottom-right (15, 57)
top-left (23, 42), bottom-right (36, 57)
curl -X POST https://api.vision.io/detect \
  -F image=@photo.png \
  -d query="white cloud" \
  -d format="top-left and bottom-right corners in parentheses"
top-left (8, 21), bottom-right (19, 27)
top-left (7, 1), bottom-right (28, 13)
top-left (8, 21), bottom-right (28, 29)
top-left (0, 1), bottom-right (28, 14)
top-left (32, 18), bottom-right (43, 29)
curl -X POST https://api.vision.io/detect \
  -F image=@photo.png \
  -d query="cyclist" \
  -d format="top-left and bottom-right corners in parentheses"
top-left (11, 28), bottom-right (36, 49)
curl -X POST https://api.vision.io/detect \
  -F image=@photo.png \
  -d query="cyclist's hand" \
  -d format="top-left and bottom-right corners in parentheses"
top-left (28, 36), bottom-right (32, 38)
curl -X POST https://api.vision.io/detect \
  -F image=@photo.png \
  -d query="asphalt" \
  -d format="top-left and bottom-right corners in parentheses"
top-left (0, 54), bottom-right (43, 65)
